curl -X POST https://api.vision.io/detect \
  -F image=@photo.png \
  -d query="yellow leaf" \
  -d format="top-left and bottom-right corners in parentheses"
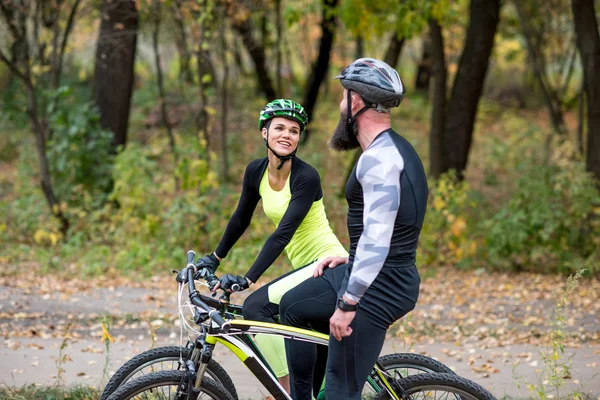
top-left (101, 322), bottom-right (114, 343)
top-left (433, 196), bottom-right (446, 211)
top-left (33, 229), bottom-right (47, 245)
top-left (49, 233), bottom-right (59, 246)
top-left (451, 217), bottom-right (467, 237)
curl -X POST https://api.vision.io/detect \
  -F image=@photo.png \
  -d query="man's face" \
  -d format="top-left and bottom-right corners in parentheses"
top-left (328, 90), bottom-right (360, 151)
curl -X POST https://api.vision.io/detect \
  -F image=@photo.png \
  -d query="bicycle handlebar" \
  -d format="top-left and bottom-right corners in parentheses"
top-left (181, 251), bottom-right (231, 333)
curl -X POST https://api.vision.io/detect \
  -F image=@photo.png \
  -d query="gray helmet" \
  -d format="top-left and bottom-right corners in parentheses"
top-left (335, 58), bottom-right (405, 110)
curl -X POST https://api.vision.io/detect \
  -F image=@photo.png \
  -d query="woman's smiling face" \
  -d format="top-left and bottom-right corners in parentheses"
top-left (262, 117), bottom-right (301, 156)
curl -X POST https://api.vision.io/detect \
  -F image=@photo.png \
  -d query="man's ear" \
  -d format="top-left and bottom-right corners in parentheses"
top-left (351, 92), bottom-right (364, 112)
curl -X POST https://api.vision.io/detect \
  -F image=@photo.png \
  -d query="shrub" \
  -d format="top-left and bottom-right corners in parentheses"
top-left (481, 139), bottom-right (600, 274)
top-left (419, 171), bottom-right (481, 267)
top-left (47, 87), bottom-right (115, 209)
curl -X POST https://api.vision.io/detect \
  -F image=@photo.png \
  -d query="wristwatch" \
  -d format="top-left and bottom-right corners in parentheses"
top-left (337, 297), bottom-right (358, 312)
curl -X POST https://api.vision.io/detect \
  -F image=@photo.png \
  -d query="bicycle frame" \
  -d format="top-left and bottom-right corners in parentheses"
top-left (194, 319), bottom-right (400, 400)
top-left (178, 254), bottom-right (403, 400)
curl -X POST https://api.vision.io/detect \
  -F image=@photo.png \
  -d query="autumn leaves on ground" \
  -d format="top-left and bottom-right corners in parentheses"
top-left (1, 264), bottom-right (599, 398)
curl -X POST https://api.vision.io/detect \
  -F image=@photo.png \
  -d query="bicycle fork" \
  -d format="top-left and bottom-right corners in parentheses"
top-left (179, 336), bottom-right (215, 399)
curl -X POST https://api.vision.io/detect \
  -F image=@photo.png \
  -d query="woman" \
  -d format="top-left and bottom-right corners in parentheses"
top-left (197, 99), bottom-right (348, 392)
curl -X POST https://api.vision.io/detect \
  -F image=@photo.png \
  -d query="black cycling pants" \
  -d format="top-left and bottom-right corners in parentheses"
top-left (280, 276), bottom-right (388, 400)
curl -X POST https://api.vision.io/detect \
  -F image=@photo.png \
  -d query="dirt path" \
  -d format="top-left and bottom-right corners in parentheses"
top-left (1, 270), bottom-right (599, 399)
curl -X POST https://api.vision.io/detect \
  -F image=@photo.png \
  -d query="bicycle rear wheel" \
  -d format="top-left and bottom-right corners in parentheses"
top-left (374, 373), bottom-right (497, 400)
top-left (361, 353), bottom-right (454, 399)
top-left (101, 346), bottom-right (237, 400)
top-left (377, 353), bottom-right (454, 378)
top-left (106, 370), bottom-right (234, 400)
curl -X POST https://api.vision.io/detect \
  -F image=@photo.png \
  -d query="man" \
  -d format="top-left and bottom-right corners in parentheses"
top-left (279, 58), bottom-right (429, 400)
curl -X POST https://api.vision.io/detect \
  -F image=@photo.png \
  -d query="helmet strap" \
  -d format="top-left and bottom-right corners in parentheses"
top-left (264, 135), bottom-right (297, 170)
top-left (346, 89), bottom-right (369, 137)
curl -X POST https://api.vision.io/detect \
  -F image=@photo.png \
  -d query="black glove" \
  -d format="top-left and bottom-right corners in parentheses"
top-left (218, 274), bottom-right (249, 292)
top-left (195, 253), bottom-right (220, 274)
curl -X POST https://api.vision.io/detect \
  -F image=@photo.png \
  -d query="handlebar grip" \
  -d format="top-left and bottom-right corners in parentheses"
top-left (186, 250), bottom-right (196, 267)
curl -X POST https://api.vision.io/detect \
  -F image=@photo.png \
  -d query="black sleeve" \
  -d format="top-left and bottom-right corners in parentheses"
top-left (215, 161), bottom-right (262, 258)
top-left (244, 166), bottom-right (321, 283)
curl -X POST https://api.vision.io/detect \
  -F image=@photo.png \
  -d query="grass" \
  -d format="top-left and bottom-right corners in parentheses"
top-left (0, 384), bottom-right (99, 400)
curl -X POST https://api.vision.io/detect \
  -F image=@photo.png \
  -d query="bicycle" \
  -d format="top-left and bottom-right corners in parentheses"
top-left (101, 254), bottom-right (453, 400)
top-left (106, 251), bottom-right (497, 400)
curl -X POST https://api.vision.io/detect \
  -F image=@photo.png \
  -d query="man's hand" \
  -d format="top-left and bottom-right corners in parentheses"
top-left (212, 274), bottom-right (250, 293)
top-left (330, 306), bottom-right (355, 341)
top-left (313, 256), bottom-right (349, 278)
top-left (195, 253), bottom-right (221, 274)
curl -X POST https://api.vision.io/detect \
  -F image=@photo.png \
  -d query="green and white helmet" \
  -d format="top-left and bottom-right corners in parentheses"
top-left (258, 99), bottom-right (309, 132)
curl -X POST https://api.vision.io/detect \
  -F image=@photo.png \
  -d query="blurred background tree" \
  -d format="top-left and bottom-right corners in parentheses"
top-left (1, 0), bottom-right (598, 277)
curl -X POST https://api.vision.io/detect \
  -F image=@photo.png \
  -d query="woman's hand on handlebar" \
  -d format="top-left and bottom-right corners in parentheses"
top-left (195, 253), bottom-right (221, 274)
top-left (212, 274), bottom-right (251, 293)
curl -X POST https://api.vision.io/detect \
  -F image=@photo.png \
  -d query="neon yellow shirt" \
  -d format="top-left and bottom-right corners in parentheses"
top-left (259, 167), bottom-right (347, 269)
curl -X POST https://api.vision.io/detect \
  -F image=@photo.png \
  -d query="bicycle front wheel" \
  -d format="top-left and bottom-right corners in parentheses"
top-left (101, 346), bottom-right (238, 400)
top-left (374, 373), bottom-right (497, 400)
top-left (106, 370), bottom-right (235, 400)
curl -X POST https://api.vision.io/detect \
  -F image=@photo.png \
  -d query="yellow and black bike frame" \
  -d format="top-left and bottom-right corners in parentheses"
top-left (194, 320), bottom-right (401, 400)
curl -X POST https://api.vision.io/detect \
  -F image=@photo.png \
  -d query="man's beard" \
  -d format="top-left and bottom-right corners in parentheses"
top-left (328, 111), bottom-right (360, 151)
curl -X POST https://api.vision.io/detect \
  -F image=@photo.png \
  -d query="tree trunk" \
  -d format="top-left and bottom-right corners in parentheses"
top-left (301, 0), bottom-right (339, 141)
top-left (383, 32), bottom-right (404, 70)
top-left (152, 0), bottom-right (177, 189)
top-left (415, 36), bottom-right (432, 93)
top-left (513, 1), bottom-right (567, 136)
top-left (94, 0), bottom-right (139, 152)
top-left (429, 19), bottom-right (447, 179)
top-left (275, 0), bottom-right (282, 96)
top-left (572, 0), bottom-right (600, 190)
top-left (196, 3), bottom-right (210, 157)
top-left (355, 35), bottom-right (364, 59)
top-left (233, 35), bottom-right (246, 76)
top-left (172, 0), bottom-right (193, 84)
top-left (0, 2), bottom-right (69, 234)
top-left (577, 81), bottom-right (585, 155)
top-left (50, 0), bottom-right (81, 90)
top-left (443, 0), bottom-right (500, 178)
top-left (220, 10), bottom-right (230, 182)
top-left (283, 32), bottom-right (298, 94)
top-left (230, 6), bottom-right (276, 100)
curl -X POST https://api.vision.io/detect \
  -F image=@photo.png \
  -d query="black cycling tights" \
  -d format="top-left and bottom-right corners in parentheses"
top-left (280, 276), bottom-right (388, 400)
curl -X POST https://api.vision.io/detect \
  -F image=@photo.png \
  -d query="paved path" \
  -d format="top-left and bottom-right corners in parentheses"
top-left (1, 281), bottom-right (599, 399)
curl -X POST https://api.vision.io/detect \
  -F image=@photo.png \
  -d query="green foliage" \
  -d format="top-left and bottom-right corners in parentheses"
top-left (0, 385), bottom-right (98, 400)
top-left (481, 139), bottom-right (599, 274)
top-left (339, 0), bottom-right (452, 39)
top-left (1, 137), bottom-right (57, 244)
top-left (419, 171), bottom-right (481, 267)
top-left (518, 270), bottom-right (588, 399)
top-left (47, 87), bottom-right (114, 209)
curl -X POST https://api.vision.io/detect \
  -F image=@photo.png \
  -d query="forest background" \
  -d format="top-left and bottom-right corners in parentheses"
top-left (1, 0), bottom-right (600, 398)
